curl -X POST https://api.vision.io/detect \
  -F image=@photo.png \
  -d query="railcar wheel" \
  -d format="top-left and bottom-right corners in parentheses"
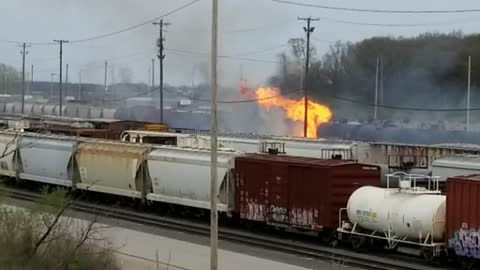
top-left (351, 235), bottom-right (367, 251)
top-left (319, 230), bottom-right (335, 244)
top-left (421, 247), bottom-right (434, 265)
top-left (460, 258), bottom-right (475, 270)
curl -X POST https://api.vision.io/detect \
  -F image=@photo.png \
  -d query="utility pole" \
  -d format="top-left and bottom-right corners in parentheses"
top-left (29, 64), bottom-right (34, 95)
top-left (151, 58), bottom-right (155, 93)
top-left (148, 67), bottom-right (151, 93)
top-left (65, 64), bottom-right (69, 99)
top-left (467, 56), bottom-right (472, 131)
top-left (104, 61), bottom-right (108, 94)
top-left (298, 17), bottom-right (319, 138)
top-left (78, 71), bottom-right (82, 101)
top-left (379, 56), bottom-right (384, 106)
top-left (54, 40), bottom-right (68, 116)
top-left (19, 43), bottom-right (30, 114)
top-left (153, 20), bottom-right (170, 123)
top-left (210, 0), bottom-right (218, 269)
top-left (374, 57), bottom-right (379, 120)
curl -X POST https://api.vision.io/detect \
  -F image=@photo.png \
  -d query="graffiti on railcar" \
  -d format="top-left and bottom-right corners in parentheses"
top-left (387, 145), bottom-right (428, 169)
top-left (290, 208), bottom-right (315, 228)
top-left (449, 223), bottom-right (480, 259)
top-left (267, 205), bottom-right (288, 224)
top-left (244, 201), bottom-right (265, 222)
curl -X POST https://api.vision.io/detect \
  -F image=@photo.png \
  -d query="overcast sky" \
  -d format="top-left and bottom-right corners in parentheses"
top-left (1, 0), bottom-right (480, 88)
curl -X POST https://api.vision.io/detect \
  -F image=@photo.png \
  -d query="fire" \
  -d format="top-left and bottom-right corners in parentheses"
top-left (241, 86), bottom-right (333, 138)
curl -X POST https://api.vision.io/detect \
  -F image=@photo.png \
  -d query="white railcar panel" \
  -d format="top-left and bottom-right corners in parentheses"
top-left (432, 155), bottom-right (480, 181)
top-left (5, 103), bottom-right (15, 114)
top-left (77, 106), bottom-right (90, 118)
top-left (75, 142), bottom-right (150, 197)
top-left (102, 108), bottom-right (116, 119)
top-left (43, 105), bottom-right (55, 115)
top-left (13, 103), bottom-right (23, 114)
top-left (217, 137), bottom-right (260, 153)
top-left (32, 104), bottom-right (44, 115)
top-left (0, 133), bottom-right (18, 177)
top-left (19, 136), bottom-right (76, 186)
top-left (24, 104), bottom-right (33, 114)
top-left (89, 107), bottom-right (102, 119)
top-left (64, 105), bottom-right (78, 118)
top-left (147, 147), bottom-right (240, 212)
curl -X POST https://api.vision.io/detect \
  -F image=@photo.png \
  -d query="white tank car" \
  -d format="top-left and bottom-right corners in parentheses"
top-left (347, 186), bottom-right (446, 241)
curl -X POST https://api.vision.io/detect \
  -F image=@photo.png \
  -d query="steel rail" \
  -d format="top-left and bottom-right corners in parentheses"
top-left (0, 186), bottom-right (440, 270)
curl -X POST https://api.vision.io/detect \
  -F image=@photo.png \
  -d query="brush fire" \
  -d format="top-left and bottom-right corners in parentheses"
top-left (241, 86), bottom-right (333, 138)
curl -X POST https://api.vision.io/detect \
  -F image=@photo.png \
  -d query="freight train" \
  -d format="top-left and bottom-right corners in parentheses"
top-left (3, 129), bottom-right (480, 268)
top-left (0, 130), bottom-right (381, 237)
top-left (4, 110), bottom-right (480, 190)
top-left (0, 101), bottom-right (210, 129)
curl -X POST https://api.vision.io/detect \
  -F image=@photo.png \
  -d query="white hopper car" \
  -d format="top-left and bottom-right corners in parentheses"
top-left (0, 131), bottom-right (242, 214)
top-left (120, 130), bottom-right (366, 161)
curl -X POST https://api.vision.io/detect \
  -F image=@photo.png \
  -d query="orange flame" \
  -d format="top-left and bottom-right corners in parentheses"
top-left (241, 86), bottom-right (333, 138)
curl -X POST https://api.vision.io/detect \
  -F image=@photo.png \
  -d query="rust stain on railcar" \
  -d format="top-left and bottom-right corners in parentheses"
top-left (75, 142), bottom-right (150, 196)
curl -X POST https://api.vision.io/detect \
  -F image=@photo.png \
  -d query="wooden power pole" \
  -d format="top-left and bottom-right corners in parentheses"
top-left (210, 0), bottom-right (219, 269)
top-left (54, 40), bottom-right (68, 116)
top-left (19, 43), bottom-right (30, 114)
top-left (298, 17), bottom-right (319, 138)
top-left (153, 20), bottom-right (170, 123)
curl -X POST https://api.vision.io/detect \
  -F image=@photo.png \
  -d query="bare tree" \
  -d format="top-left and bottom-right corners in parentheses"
top-left (0, 187), bottom-right (120, 270)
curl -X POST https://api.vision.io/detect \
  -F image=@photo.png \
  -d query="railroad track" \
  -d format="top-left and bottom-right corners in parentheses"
top-left (0, 186), bottom-right (441, 270)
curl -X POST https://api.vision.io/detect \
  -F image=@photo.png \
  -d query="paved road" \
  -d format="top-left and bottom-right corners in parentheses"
top-left (2, 199), bottom-right (365, 270)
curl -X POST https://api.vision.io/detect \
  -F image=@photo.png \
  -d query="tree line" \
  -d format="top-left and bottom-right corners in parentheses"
top-left (0, 63), bottom-right (21, 95)
top-left (269, 31), bottom-right (480, 122)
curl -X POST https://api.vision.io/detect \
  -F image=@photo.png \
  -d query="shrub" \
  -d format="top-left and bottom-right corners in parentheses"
top-left (0, 187), bottom-right (120, 270)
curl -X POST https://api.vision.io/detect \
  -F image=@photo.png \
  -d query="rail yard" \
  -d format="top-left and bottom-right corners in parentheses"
top-left (0, 112), bottom-right (477, 269)
top-left (4, 1), bottom-right (480, 270)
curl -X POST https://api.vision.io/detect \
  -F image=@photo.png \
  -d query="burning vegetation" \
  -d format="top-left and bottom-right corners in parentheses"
top-left (241, 85), bottom-right (333, 138)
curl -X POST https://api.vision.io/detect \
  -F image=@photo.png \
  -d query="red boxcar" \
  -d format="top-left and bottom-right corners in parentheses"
top-left (234, 154), bottom-right (381, 232)
top-left (446, 175), bottom-right (480, 260)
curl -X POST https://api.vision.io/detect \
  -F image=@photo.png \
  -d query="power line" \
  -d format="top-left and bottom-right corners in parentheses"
top-left (0, 39), bottom-right (55, 46)
top-left (218, 55), bottom-right (280, 64)
top-left (0, 0), bottom-right (200, 46)
top-left (317, 16), bottom-right (480, 27)
top-left (106, 85), bottom-right (303, 104)
top-left (68, 0), bottom-right (200, 44)
top-left (192, 89), bottom-right (303, 104)
top-left (272, 0), bottom-right (480, 14)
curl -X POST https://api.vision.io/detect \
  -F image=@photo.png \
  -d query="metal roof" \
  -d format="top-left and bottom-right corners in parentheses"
top-left (371, 141), bottom-right (480, 151)
top-left (432, 155), bottom-right (480, 171)
top-left (449, 174), bottom-right (480, 181)
top-left (236, 153), bottom-right (358, 167)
